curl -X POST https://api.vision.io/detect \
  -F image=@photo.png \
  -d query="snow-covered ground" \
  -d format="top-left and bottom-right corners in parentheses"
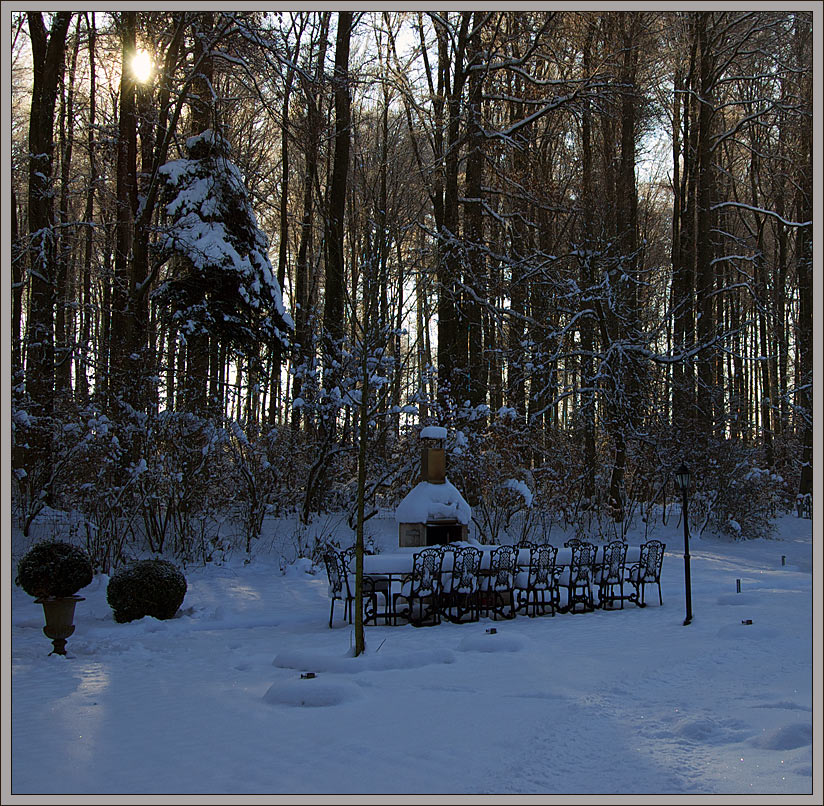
top-left (5, 509), bottom-right (819, 798)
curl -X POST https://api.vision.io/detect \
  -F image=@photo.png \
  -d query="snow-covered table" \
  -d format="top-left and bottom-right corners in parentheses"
top-left (355, 543), bottom-right (645, 624)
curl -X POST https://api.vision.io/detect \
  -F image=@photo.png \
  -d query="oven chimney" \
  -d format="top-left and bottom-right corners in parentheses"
top-left (421, 435), bottom-right (446, 484)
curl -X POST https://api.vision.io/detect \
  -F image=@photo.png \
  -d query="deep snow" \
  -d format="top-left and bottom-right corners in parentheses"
top-left (5, 509), bottom-right (819, 799)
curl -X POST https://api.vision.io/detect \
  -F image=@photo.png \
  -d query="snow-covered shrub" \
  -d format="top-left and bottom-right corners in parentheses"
top-left (54, 404), bottom-right (147, 573)
top-left (10, 393), bottom-right (101, 537)
top-left (682, 443), bottom-right (777, 540)
top-left (106, 559), bottom-right (187, 623)
top-left (225, 420), bottom-right (280, 554)
top-left (447, 418), bottom-right (542, 544)
top-left (15, 541), bottom-right (93, 599)
top-left (135, 411), bottom-right (230, 563)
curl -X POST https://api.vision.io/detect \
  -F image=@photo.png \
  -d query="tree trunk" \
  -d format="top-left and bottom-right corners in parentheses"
top-left (794, 16), bottom-right (813, 496)
top-left (24, 11), bottom-right (72, 421)
top-left (579, 22), bottom-right (596, 504)
top-left (55, 22), bottom-right (80, 399)
top-left (76, 11), bottom-right (96, 404)
top-left (291, 13), bottom-right (329, 432)
top-left (322, 11), bottom-right (353, 392)
top-left (108, 11), bottom-right (139, 414)
top-left (463, 11), bottom-right (485, 410)
top-left (269, 25), bottom-right (304, 426)
top-left (11, 186), bottom-right (24, 379)
top-left (183, 12), bottom-right (215, 416)
top-left (694, 12), bottom-right (717, 436)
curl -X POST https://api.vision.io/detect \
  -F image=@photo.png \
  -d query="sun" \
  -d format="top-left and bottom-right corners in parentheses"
top-left (131, 49), bottom-right (153, 83)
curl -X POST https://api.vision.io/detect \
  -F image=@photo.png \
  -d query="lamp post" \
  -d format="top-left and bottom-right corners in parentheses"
top-left (674, 463), bottom-right (693, 626)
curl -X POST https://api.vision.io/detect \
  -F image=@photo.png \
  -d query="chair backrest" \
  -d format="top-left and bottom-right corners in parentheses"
top-left (516, 540), bottom-right (537, 551)
top-left (528, 543), bottom-right (558, 588)
top-left (489, 545), bottom-right (517, 590)
top-left (569, 541), bottom-right (597, 583)
top-left (564, 538), bottom-right (583, 549)
top-left (341, 546), bottom-right (356, 571)
top-left (449, 546), bottom-right (482, 593)
top-left (638, 540), bottom-right (665, 581)
top-left (600, 541), bottom-right (628, 582)
top-left (411, 546), bottom-right (445, 596)
top-left (324, 550), bottom-right (347, 597)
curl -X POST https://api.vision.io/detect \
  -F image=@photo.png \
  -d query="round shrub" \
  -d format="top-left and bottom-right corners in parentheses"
top-left (106, 559), bottom-right (187, 623)
top-left (15, 541), bottom-right (93, 598)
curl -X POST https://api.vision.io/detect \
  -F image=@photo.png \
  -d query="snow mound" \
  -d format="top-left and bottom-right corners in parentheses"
top-left (272, 647), bottom-right (456, 673)
top-left (456, 632), bottom-right (526, 653)
top-left (672, 717), bottom-right (748, 745)
top-left (749, 722), bottom-right (812, 750)
top-left (420, 425), bottom-right (447, 440)
top-left (263, 677), bottom-right (363, 708)
top-left (283, 558), bottom-right (315, 577)
top-left (395, 480), bottom-right (471, 525)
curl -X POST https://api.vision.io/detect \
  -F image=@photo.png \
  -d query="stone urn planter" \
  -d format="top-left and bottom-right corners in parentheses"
top-left (34, 595), bottom-right (86, 655)
top-left (16, 541), bottom-right (94, 656)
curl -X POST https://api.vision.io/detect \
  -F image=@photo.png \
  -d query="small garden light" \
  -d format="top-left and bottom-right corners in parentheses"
top-left (674, 462), bottom-right (693, 626)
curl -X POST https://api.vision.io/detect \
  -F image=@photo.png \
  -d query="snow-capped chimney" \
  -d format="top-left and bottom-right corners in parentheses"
top-left (420, 425), bottom-right (447, 484)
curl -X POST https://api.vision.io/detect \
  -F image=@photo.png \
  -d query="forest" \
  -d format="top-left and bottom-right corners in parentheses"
top-left (9, 11), bottom-right (814, 570)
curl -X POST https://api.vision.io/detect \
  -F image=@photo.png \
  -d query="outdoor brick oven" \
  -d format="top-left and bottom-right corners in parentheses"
top-left (395, 426), bottom-right (471, 547)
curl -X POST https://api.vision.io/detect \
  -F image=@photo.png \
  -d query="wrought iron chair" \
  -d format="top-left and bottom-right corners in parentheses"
top-left (393, 546), bottom-right (445, 626)
top-left (440, 546), bottom-right (482, 623)
top-left (558, 541), bottom-right (598, 613)
top-left (594, 540), bottom-right (628, 609)
top-left (481, 545), bottom-right (518, 620)
top-left (515, 543), bottom-right (559, 617)
top-left (323, 549), bottom-right (356, 628)
top-left (627, 540), bottom-right (665, 607)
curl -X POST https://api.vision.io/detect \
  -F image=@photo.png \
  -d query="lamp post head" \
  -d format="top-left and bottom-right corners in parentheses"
top-left (675, 463), bottom-right (691, 493)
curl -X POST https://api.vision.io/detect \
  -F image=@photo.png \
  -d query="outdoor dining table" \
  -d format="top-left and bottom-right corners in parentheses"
top-left (357, 542), bottom-right (642, 624)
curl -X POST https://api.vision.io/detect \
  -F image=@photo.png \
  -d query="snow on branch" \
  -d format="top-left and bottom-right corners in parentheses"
top-left (711, 201), bottom-right (811, 228)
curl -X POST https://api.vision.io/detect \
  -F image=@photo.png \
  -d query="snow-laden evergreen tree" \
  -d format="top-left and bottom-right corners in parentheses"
top-left (153, 129), bottom-right (294, 353)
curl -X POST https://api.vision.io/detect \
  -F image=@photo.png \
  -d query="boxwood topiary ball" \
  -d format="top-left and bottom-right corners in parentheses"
top-left (106, 559), bottom-right (187, 623)
top-left (16, 541), bottom-right (94, 598)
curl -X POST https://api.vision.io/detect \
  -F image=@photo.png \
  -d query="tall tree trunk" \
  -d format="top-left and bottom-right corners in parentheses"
top-left (268, 24), bottom-right (304, 426)
top-left (463, 11), bottom-right (485, 410)
top-left (579, 21), bottom-right (596, 504)
top-left (76, 11), bottom-right (96, 404)
top-left (24, 11), bottom-right (72, 422)
top-left (184, 12), bottom-right (214, 416)
top-left (108, 11), bottom-right (138, 414)
top-left (506, 18), bottom-right (527, 416)
top-left (322, 11), bottom-right (353, 392)
top-left (55, 22), bottom-right (80, 399)
top-left (11, 186), bottom-right (24, 379)
top-left (436, 12), bottom-right (471, 410)
top-left (672, 22), bottom-right (698, 435)
top-left (291, 13), bottom-right (329, 432)
top-left (794, 15), bottom-right (813, 497)
top-left (694, 12), bottom-right (717, 437)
